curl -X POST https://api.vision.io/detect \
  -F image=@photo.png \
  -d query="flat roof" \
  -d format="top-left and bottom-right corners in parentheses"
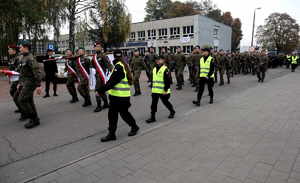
top-left (131, 14), bottom-right (232, 29)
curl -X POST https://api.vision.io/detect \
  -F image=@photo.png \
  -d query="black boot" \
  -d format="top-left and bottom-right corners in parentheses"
top-left (94, 96), bottom-right (102, 112)
top-left (209, 97), bottom-right (214, 104)
top-left (168, 110), bottom-right (175, 119)
top-left (53, 93), bottom-right (58, 97)
top-left (128, 125), bottom-right (140, 136)
top-left (82, 98), bottom-right (92, 107)
top-left (102, 103), bottom-right (110, 109)
top-left (146, 113), bottom-right (156, 123)
top-left (176, 85), bottom-right (182, 90)
top-left (219, 82), bottom-right (224, 86)
top-left (70, 97), bottom-right (79, 103)
top-left (43, 94), bottom-right (50, 98)
top-left (19, 114), bottom-right (29, 122)
top-left (14, 109), bottom-right (21, 113)
top-left (193, 100), bottom-right (200, 106)
top-left (133, 92), bottom-right (141, 96)
top-left (24, 117), bottom-right (40, 129)
top-left (101, 133), bottom-right (116, 142)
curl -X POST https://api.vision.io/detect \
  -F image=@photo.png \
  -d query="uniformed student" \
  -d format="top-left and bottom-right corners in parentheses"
top-left (146, 56), bottom-right (175, 123)
top-left (75, 48), bottom-right (92, 107)
top-left (7, 44), bottom-right (21, 113)
top-left (99, 50), bottom-right (140, 142)
top-left (193, 47), bottom-right (215, 106)
top-left (43, 49), bottom-right (58, 98)
top-left (93, 42), bottom-right (112, 112)
top-left (16, 42), bottom-right (43, 129)
top-left (174, 47), bottom-right (186, 90)
top-left (64, 49), bottom-right (79, 103)
top-left (130, 50), bottom-right (146, 96)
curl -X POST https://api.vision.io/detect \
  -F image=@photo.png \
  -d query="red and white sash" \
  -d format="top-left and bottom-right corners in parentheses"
top-left (92, 54), bottom-right (108, 84)
top-left (76, 57), bottom-right (89, 80)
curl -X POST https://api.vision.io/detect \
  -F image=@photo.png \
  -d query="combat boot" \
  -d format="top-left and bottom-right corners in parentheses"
top-left (193, 100), bottom-right (200, 106)
top-left (101, 133), bottom-right (117, 142)
top-left (176, 85), bottom-right (182, 90)
top-left (209, 97), bottom-right (214, 104)
top-left (70, 97), bottom-right (79, 103)
top-left (146, 113), bottom-right (156, 123)
top-left (43, 94), bottom-right (50, 98)
top-left (133, 91), bottom-right (141, 96)
top-left (19, 114), bottom-right (29, 122)
top-left (24, 118), bottom-right (40, 129)
top-left (82, 98), bottom-right (92, 107)
top-left (128, 125), bottom-right (140, 136)
top-left (168, 110), bottom-right (176, 119)
top-left (94, 96), bottom-right (102, 112)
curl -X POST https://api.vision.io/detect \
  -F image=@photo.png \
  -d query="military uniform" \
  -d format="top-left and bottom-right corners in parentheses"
top-left (130, 55), bottom-right (146, 96)
top-left (8, 54), bottom-right (21, 112)
top-left (190, 52), bottom-right (202, 88)
top-left (76, 55), bottom-right (92, 107)
top-left (174, 51), bottom-right (186, 90)
top-left (93, 52), bottom-right (112, 112)
top-left (16, 52), bottom-right (42, 128)
top-left (257, 54), bottom-right (268, 82)
top-left (65, 57), bottom-right (79, 103)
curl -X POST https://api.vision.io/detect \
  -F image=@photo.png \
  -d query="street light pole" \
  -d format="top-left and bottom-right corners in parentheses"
top-left (251, 7), bottom-right (261, 47)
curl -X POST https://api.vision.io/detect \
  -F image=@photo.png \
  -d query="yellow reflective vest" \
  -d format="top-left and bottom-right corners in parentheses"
top-left (291, 56), bottom-right (298, 64)
top-left (199, 56), bottom-right (214, 78)
top-left (152, 65), bottom-right (171, 94)
top-left (108, 62), bottom-right (131, 97)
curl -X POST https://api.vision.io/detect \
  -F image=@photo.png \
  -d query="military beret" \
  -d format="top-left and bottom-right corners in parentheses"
top-left (113, 50), bottom-right (123, 57)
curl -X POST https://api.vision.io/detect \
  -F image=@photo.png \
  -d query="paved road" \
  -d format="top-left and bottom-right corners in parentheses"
top-left (0, 68), bottom-right (296, 183)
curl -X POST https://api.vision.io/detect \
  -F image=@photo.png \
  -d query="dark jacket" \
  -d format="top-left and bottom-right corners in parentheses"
top-left (19, 52), bottom-right (42, 87)
top-left (41, 55), bottom-right (58, 76)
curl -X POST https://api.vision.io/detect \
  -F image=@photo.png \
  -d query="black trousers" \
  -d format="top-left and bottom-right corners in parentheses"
top-left (197, 77), bottom-right (214, 101)
top-left (291, 64), bottom-right (297, 72)
top-left (257, 66), bottom-right (266, 82)
top-left (108, 95), bottom-right (138, 135)
top-left (150, 93), bottom-right (174, 114)
top-left (45, 74), bottom-right (57, 95)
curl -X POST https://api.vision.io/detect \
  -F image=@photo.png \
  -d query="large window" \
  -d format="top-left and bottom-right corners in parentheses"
top-left (183, 45), bottom-right (194, 53)
top-left (170, 27), bottom-right (180, 39)
top-left (213, 28), bottom-right (219, 38)
top-left (137, 31), bottom-right (145, 41)
top-left (183, 26), bottom-right (194, 37)
top-left (147, 29), bottom-right (156, 40)
top-left (158, 28), bottom-right (168, 39)
top-left (130, 32), bottom-right (136, 41)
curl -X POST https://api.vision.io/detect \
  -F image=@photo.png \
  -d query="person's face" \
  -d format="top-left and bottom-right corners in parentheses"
top-left (134, 51), bottom-right (139, 56)
top-left (8, 48), bottom-right (16, 55)
top-left (145, 51), bottom-right (150, 56)
top-left (19, 45), bottom-right (28, 53)
top-left (202, 51), bottom-right (209, 56)
top-left (94, 45), bottom-right (102, 52)
top-left (156, 58), bottom-right (165, 65)
top-left (150, 48), bottom-right (154, 53)
top-left (161, 48), bottom-right (166, 53)
top-left (65, 50), bottom-right (72, 56)
top-left (48, 51), bottom-right (54, 56)
top-left (77, 49), bottom-right (85, 56)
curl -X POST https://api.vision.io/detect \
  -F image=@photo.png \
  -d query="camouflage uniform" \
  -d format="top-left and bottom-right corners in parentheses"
top-left (174, 51), bottom-right (186, 89)
top-left (256, 54), bottom-right (268, 82)
top-left (8, 54), bottom-right (21, 111)
top-left (130, 55), bottom-right (146, 95)
top-left (76, 55), bottom-right (92, 106)
top-left (16, 52), bottom-right (42, 123)
top-left (65, 57), bottom-right (79, 103)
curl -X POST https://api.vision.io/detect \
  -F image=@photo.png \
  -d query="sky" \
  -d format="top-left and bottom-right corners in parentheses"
top-left (125, 0), bottom-right (300, 47)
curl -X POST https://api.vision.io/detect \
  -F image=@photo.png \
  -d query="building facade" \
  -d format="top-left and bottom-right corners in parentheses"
top-left (120, 14), bottom-right (232, 55)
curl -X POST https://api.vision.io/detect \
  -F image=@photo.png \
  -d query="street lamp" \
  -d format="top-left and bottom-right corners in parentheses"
top-left (251, 7), bottom-right (262, 47)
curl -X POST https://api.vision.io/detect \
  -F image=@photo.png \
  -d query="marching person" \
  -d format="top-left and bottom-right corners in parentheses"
top-left (16, 42), bottom-right (43, 129)
top-left (146, 56), bottom-right (175, 123)
top-left (75, 48), bottom-right (92, 107)
top-left (42, 49), bottom-right (58, 98)
top-left (7, 44), bottom-right (21, 113)
top-left (99, 50), bottom-right (140, 142)
top-left (64, 49), bottom-right (79, 103)
top-left (130, 49), bottom-right (146, 96)
top-left (257, 52), bottom-right (268, 83)
top-left (174, 47), bottom-right (186, 90)
top-left (291, 53), bottom-right (299, 72)
top-left (193, 47), bottom-right (215, 106)
top-left (92, 42), bottom-right (112, 112)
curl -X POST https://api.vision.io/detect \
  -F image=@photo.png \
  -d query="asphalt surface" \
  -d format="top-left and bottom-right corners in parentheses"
top-left (0, 68), bottom-right (291, 183)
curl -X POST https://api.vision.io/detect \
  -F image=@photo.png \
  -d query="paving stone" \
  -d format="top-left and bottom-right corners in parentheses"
top-left (247, 163), bottom-right (273, 183)
top-left (265, 169), bottom-right (289, 183)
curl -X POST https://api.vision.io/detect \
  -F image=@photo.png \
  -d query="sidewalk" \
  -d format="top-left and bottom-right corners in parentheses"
top-left (19, 72), bottom-right (300, 183)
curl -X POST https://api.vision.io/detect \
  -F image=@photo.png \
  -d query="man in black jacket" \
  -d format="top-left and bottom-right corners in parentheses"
top-left (43, 49), bottom-right (58, 98)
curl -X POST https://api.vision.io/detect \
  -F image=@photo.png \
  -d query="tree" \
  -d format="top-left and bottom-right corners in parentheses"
top-left (89, 0), bottom-right (131, 50)
top-left (221, 12), bottom-right (233, 26)
top-left (165, 1), bottom-right (199, 18)
top-left (206, 8), bottom-right (222, 22)
top-left (231, 18), bottom-right (243, 51)
top-left (144, 0), bottom-right (172, 21)
top-left (256, 13), bottom-right (299, 53)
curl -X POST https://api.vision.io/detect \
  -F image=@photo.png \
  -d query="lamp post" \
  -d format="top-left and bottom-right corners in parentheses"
top-left (251, 7), bottom-right (262, 47)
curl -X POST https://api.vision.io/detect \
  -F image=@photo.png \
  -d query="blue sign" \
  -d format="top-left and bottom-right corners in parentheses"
top-left (48, 44), bottom-right (54, 50)
top-left (126, 42), bottom-right (147, 47)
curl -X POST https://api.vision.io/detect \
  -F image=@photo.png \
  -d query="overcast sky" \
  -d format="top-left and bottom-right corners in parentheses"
top-left (125, 0), bottom-right (300, 47)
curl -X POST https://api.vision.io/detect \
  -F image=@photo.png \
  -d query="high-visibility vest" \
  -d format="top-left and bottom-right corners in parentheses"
top-left (152, 65), bottom-right (171, 94)
top-left (108, 62), bottom-right (131, 97)
top-left (291, 56), bottom-right (298, 64)
top-left (199, 56), bottom-right (214, 78)
top-left (286, 55), bottom-right (292, 62)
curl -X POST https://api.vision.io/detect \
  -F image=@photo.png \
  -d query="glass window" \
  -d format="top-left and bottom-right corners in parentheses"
top-left (183, 26), bottom-right (194, 37)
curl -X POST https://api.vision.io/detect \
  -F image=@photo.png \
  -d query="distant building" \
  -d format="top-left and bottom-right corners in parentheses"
top-left (56, 14), bottom-right (232, 55)
top-left (119, 14), bottom-right (232, 55)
